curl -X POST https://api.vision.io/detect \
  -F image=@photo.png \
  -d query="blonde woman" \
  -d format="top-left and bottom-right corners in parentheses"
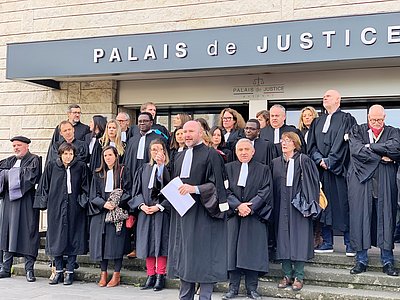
top-left (297, 106), bottom-right (318, 145)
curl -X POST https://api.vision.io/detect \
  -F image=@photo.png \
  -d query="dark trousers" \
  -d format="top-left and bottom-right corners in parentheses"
top-left (54, 255), bottom-right (77, 273)
top-left (100, 258), bottom-right (123, 272)
top-left (179, 279), bottom-right (214, 300)
top-left (2, 251), bottom-right (36, 273)
top-left (228, 268), bottom-right (258, 293)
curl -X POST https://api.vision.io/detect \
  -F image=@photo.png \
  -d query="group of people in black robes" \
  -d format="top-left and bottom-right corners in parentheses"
top-left (1, 93), bottom-right (400, 300)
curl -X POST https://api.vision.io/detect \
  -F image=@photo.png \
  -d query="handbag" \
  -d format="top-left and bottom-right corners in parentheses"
top-left (126, 215), bottom-right (136, 229)
top-left (319, 188), bottom-right (328, 210)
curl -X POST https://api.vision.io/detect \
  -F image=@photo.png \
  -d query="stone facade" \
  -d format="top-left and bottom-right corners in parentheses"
top-left (1, 0), bottom-right (400, 157)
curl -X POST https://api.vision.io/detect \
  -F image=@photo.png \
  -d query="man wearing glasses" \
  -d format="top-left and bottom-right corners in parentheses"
top-left (347, 104), bottom-right (400, 276)
top-left (116, 112), bottom-right (135, 143)
top-left (50, 104), bottom-right (90, 144)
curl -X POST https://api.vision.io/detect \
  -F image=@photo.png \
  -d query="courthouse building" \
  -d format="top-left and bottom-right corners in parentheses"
top-left (1, 0), bottom-right (400, 159)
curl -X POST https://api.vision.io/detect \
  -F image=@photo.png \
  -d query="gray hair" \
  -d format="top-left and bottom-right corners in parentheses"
top-left (270, 104), bottom-right (286, 115)
top-left (117, 111), bottom-right (130, 120)
top-left (67, 104), bottom-right (81, 113)
top-left (235, 138), bottom-right (254, 151)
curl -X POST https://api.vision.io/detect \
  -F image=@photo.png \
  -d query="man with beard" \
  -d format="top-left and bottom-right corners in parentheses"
top-left (168, 120), bottom-right (228, 300)
top-left (0, 136), bottom-right (41, 282)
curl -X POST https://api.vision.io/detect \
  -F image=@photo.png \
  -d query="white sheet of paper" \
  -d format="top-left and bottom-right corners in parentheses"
top-left (161, 177), bottom-right (196, 217)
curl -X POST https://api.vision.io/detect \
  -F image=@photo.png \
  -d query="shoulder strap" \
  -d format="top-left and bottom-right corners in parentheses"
top-left (119, 165), bottom-right (124, 189)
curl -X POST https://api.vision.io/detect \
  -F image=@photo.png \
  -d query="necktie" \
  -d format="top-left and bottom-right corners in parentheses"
top-left (89, 137), bottom-right (96, 154)
top-left (105, 169), bottom-right (114, 192)
top-left (137, 130), bottom-right (152, 159)
top-left (322, 114), bottom-right (332, 133)
top-left (224, 132), bottom-right (230, 142)
top-left (274, 128), bottom-right (280, 144)
top-left (180, 148), bottom-right (193, 178)
top-left (121, 131), bottom-right (127, 142)
top-left (66, 166), bottom-right (72, 194)
top-left (237, 162), bottom-right (248, 187)
top-left (13, 159), bottom-right (21, 168)
top-left (148, 164), bottom-right (158, 189)
top-left (286, 158), bottom-right (294, 187)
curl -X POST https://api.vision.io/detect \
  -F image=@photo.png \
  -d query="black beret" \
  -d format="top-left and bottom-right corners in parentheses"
top-left (10, 136), bottom-right (31, 144)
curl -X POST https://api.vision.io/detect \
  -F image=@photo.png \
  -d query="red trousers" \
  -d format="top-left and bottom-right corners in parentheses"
top-left (145, 256), bottom-right (167, 275)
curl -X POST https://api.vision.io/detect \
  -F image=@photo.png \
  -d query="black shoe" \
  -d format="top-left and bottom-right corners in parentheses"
top-left (153, 274), bottom-right (165, 291)
top-left (26, 270), bottom-right (36, 282)
top-left (49, 272), bottom-right (64, 285)
top-left (350, 262), bottom-right (367, 274)
top-left (140, 275), bottom-right (156, 290)
top-left (247, 290), bottom-right (262, 300)
top-left (0, 270), bottom-right (11, 278)
top-left (64, 272), bottom-right (74, 285)
top-left (222, 290), bottom-right (238, 299)
top-left (383, 263), bottom-right (399, 276)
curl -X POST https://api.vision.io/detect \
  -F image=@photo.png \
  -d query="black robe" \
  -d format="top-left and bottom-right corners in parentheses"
top-left (348, 124), bottom-right (400, 251)
top-left (271, 152), bottom-right (317, 261)
top-left (123, 131), bottom-right (168, 176)
top-left (225, 160), bottom-right (272, 273)
top-left (0, 152), bottom-right (41, 257)
top-left (260, 124), bottom-right (306, 156)
top-left (46, 138), bottom-right (89, 167)
top-left (88, 166), bottom-right (132, 261)
top-left (167, 143), bottom-right (228, 283)
top-left (88, 140), bottom-right (125, 174)
top-left (308, 109), bottom-right (356, 231)
top-left (34, 159), bottom-right (89, 256)
top-left (223, 128), bottom-right (245, 152)
top-left (130, 164), bottom-right (170, 258)
top-left (50, 121), bottom-right (90, 144)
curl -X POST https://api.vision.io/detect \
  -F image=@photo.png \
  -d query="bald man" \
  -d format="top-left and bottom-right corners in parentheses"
top-left (347, 104), bottom-right (400, 276)
top-left (308, 90), bottom-right (357, 255)
top-left (168, 120), bottom-right (228, 300)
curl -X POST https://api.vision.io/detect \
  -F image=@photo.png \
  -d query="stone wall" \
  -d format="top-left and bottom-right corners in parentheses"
top-left (1, 0), bottom-right (400, 157)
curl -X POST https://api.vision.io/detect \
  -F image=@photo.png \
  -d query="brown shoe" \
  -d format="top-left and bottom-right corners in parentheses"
top-left (292, 278), bottom-right (303, 291)
top-left (277, 276), bottom-right (292, 288)
top-left (127, 250), bottom-right (137, 259)
top-left (98, 271), bottom-right (107, 287)
top-left (107, 272), bottom-right (120, 287)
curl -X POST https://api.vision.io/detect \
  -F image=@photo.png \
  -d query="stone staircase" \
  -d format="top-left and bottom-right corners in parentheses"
top-left (12, 236), bottom-right (400, 299)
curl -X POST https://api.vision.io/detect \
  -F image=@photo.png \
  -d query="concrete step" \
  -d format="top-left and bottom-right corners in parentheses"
top-left (33, 250), bottom-right (400, 291)
top-left (12, 262), bottom-right (400, 300)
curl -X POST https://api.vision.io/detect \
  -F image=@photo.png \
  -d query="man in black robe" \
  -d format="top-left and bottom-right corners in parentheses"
top-left (168, 120), bottom-right (228, 300)
top-left (140, 102), bottom-right (170, 141)
top-left (348, 105), bottom-right (400, 276)
top-left (0, 136), bottom-right (41, 282)
top-left (223, 138), bottom-right (272, 300)
top-left (260, 104), bottom-right (305, 156)
top-left (240, 119), bottom-right (276, 165)
top-left (116, 112), bottom-right (137, 143)
top-left (49, 104), bottom-right (90, 145)
top-left (123, 112), bottom-right (167, 258)
top-left (123, 112), bottom-right (168, 175)
top-left (46, 121), bottom-right (89, 165)
top-left (308, 90), bottom-right (357, 255)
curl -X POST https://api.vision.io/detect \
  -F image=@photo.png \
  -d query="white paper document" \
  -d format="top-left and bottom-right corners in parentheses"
top-left (161, 177), bottom-right (196, 217)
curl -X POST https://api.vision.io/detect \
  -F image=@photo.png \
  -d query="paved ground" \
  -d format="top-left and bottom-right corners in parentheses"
top-left (0, 276), bottom-right (286, 300)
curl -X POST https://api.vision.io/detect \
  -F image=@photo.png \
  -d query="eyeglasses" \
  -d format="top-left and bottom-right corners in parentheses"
top-left (280, 139), bottom-right (294, 144)
top-left (245, 127), bottom-right (258, 131)
top-left (138, 120), bottom-right (151, 124)
top-left (222, 117), bottom-right (233, 121)
top-left (369, 118), bottom-right (384, 123)
top-left (70, 111), bottom-right (81, 115)
top-left (116, 119), bottom-right (128, 122)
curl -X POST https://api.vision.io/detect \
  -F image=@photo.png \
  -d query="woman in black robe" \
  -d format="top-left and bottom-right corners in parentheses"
top-left (85, 115), bottom-right (107, 171)
top-left (130, 139), bottom-right (171, 292)
top-left (271, 132), bottom-right (319, 291)
top-left (34, 142), bottom-right (89, 285)
top-left (88, 146), bottom-right (132, 288)
top-left (210, 125), bottom-right (233, 163)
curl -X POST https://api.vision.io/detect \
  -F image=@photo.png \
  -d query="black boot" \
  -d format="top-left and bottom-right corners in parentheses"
top-left (153, 274), bottom-right (165, 291)
top-left (0, 270), bottom-right (11, 278)
top-left (64, 272), bottom-right (74, 285)
top-left (26, 270), bottom-right (36, 282)
top-left (140, 275), bottom-right (156, 290)
top-left (49, 272), bottom-right (64, 285)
